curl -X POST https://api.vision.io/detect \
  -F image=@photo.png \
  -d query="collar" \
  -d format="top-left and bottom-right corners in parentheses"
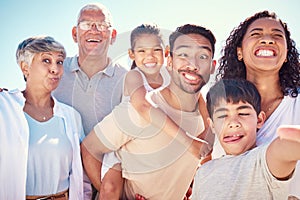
top-left (70, 56), bottom-right (115, 77)
top-left (8, 89), bottom-right (65, 118)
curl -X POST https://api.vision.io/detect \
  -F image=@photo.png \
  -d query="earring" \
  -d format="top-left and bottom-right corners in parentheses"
top-left (238, 55), bottom-right (243, 61)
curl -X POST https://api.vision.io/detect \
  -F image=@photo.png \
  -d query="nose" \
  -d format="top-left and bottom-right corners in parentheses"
top-left (50, 64), bottom-right (59, 74)
top-left (90, 23), bottom-right (100, 32)
top-left (187, 58), bottom-right (200, 71)
top-left (260, 35), bottom-right (274, 45)
top-left (145, 49), bottom-right (155, 58)
top-left (228, 119), bottom-right (241, 129)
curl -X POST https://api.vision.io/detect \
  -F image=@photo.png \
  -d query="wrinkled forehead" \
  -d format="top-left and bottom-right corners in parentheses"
top-left (173, 33), bottom-right (213, 53)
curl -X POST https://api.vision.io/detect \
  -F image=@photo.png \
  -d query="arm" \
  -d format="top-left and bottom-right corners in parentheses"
top-left (266, 125), bottom-right (300, 180)
top-left (81, 130), bottom-right (110, 191)
top-left (124, 71), bottom-right (211, 158)
top-left (81, 109), bottom-right (135, 191)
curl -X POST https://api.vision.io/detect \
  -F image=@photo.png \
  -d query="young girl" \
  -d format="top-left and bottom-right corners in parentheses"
top-left (99, 24), bottom-right (211, 199)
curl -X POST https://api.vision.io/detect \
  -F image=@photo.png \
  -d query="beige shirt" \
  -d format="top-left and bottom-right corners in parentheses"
top-left (92, 91), bottom-right (207, 199)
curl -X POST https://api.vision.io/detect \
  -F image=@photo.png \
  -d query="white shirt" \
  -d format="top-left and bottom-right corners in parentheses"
top-left (257, 94), bottom-right (300, 198)
top-left (0, 89), bottom-right (85, 199)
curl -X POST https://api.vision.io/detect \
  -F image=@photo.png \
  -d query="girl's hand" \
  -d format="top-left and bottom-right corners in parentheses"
top-left (135, 194), bottom-right (146, 200)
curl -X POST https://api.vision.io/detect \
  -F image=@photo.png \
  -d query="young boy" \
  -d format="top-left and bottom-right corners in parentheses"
top-left (192, 79), bottom-right (299, 199)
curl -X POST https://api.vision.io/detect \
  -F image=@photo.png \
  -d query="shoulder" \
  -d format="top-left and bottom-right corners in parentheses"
top-left (53, 97), bottom-right (81, 117)
top-left (125, 69), bottom-right (143, 80)
top-left (112, 62), bottom-right (128, 75)
top-left (62, 56), bottom-right (76, 70)
top-left (0, 89), bottom-right (23, 104)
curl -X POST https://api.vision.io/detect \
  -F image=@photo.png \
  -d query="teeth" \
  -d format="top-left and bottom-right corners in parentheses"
top-left (144, 63), bottom-right (156, 68)
top-left (87, 39), bottom-right (100, 42)
top-left (184, 73), bottom-right (197, 81)
top-left (256, 49), bottom-right (274, 56)
top-left (232, 134), bottom-right (241, 137)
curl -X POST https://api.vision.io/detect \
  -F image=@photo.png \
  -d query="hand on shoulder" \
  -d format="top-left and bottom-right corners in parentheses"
top-left (0, 88), bottom-right (8, 92)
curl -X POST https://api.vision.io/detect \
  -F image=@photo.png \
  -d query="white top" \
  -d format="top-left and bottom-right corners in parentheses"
top-left (192, 145), bottom-right (291, 200)
top-left (25, 114), bottom-right (72, 195)
top-left (0, 90), bottom-right (29, 200)
top-left (257, 94), bottom-right (300, 198)
top-left (122, 66), bottom-right (170, 102)
top-left (0, 90), bottom-right (85, 199)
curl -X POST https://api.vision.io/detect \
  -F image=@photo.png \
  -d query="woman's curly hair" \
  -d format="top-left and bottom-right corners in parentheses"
top-left (217, 10), bottom-right (300, 97)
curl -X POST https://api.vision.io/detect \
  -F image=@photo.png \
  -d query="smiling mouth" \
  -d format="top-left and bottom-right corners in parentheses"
top-left (180, 70), bottom-right (202, 83)
top-left (144, 63), bottom-right (157, 68)
top-left (86, 39), bottom-right (101, 43)
top-left (255, 49), bottom-right (276, 57)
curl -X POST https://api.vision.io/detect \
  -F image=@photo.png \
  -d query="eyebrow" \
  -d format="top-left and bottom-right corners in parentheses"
top-left (249, 27), bottom-right (284, 34)
top-left (175, 45), bottom-right (212, 52)
top-left (214, 104), bottom-right (253, 114)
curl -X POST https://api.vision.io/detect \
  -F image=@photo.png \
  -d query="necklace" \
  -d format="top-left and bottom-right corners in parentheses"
top-left (24, 101), bottom-right (53, 122)
top-left (265, 96), bottom-right (283, 113)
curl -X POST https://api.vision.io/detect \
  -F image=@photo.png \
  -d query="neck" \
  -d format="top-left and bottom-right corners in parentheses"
top-left (248, 74), bottom-right (283, 118)
top-left (23, 88), bottom-right (53, 108)
top-left (161, 86), bottom-right (199, 112)
top-left (78, 54), bottom-right (109, 78)
top-left (247, 73), bottom-right (283, 99)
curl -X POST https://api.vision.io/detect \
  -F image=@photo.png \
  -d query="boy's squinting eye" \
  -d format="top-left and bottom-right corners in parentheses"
top-left (217, 114), bottom-right (227, 119)
top-left (238, 112), bottom-right (250, 116)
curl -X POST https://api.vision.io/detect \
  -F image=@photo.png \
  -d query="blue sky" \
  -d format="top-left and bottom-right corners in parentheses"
top-left (1, 0), bottom-right (299, 90)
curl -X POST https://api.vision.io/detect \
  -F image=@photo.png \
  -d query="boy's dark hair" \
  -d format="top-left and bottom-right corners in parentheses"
top-left (206, 79), bottom-right (261, 118)
top-left (169, 24), bottom-right (216, 58)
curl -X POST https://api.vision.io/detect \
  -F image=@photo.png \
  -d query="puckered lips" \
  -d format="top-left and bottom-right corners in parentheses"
top-left (223, 133), bottom-right (244, 143)
top-left (254, 47), bottom-right (277, 57)
top-left (49, 76), bottom-right (61, 83)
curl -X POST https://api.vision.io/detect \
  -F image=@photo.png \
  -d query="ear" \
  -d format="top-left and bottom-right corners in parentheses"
top-left (72, 26), bottom-right (78, 43)
top-left (237, 47), bottom-right (243, 61)
top-left (20, 61), bottom-right (29, 78)
top-left (110, 29), bottom-right (117, 45)
top-left (257, 111), bottom-right (266, 129)
top-left (164, 45), bottom-right (170, 57)
top-left (128, 49), bottom-right (135, 60)
top-left (210, 60), bottom-right (216, 74)
top-left (166, 56), bottom-right (172, 71)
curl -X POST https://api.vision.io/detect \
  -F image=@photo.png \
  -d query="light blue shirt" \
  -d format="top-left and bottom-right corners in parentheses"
top-left (25, 114), bottom-right (72, 195)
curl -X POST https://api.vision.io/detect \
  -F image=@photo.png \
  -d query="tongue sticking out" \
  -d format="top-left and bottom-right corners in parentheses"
top-left (223, 135), bottom-right (243, 143)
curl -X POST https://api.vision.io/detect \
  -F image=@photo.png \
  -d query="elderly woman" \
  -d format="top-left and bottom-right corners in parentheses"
top-left (0, 36), bottom-right (84, 199)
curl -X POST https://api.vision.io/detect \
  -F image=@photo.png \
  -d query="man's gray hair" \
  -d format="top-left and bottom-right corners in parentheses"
top-left (77, 3), bottom-right (113, 27)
